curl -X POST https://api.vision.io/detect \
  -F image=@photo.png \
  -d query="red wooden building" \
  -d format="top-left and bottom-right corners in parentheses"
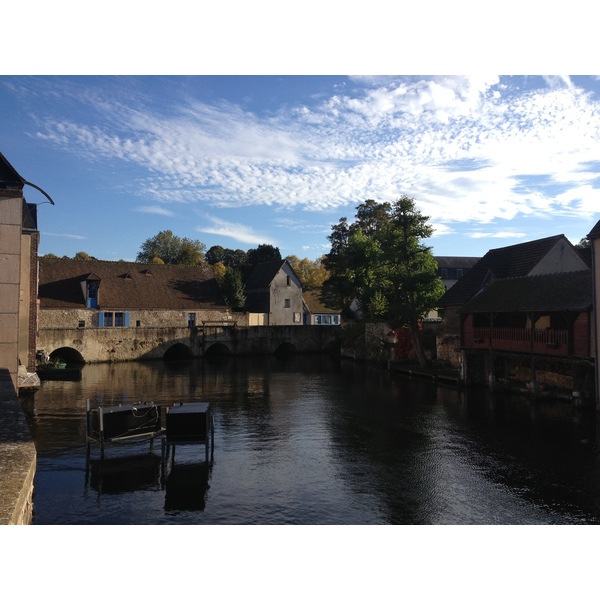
top-left (458, 270), bottom-right (595, 397)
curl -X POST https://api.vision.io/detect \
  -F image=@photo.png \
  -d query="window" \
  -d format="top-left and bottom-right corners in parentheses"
top-left (78, 320), bottom-right (85, 328)
top-left (314, 314), bottom-right (340, 325)
top-left (87, 281), bottom-right (99, 308)
top-left (457, 269), bottom-right (464, 278)
top-left (284, 299), bottom-right (291, 308)
top-left (287, 276), bottom-right (291, 286)
top-left (136, 320), bottom-right (141, 327)
top-left (98, 311), bottom-right (130, 327)
top-left (188, 313), bottom-right (196, 327)
top-left (441, 269), bottom-right (448, 278)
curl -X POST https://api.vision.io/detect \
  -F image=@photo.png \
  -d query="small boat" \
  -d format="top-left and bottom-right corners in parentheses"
top-left (36, 359), bottom-right (82, 381)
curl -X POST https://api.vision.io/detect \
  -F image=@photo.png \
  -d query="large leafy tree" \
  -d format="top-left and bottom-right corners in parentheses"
top-left (247, 244), bottom-right (281, 268)
top-left (136, 230), bottom-right (206, 265)
top-left (326, 196), bottom-right (444, 367)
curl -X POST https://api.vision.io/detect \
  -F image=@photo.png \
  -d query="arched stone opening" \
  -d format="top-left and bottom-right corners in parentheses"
top-left (49, 347), bottom-right (85, 365)
top-left (163, 343), bottom-right (194, 361)
top-left (204, 343), bottom-right (232, 358)
top-left (274, 342), bottom-right (297, 357)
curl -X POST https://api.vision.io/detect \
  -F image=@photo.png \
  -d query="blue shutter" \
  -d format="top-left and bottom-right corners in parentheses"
top-left (124, 312), bottom-right (130, 327)
top-left (98, 312), bottom-right (104, 327)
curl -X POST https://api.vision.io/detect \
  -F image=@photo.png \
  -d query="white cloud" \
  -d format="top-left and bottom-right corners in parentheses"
top-left (33, 76), bottom-right (600, 233)
top-left (135, 205), bottom-right (176, 217)
top-left (197, 215), bottom-right (277, 246)
top-left (469, 231), bottom-right (527, 239)
top-left (42, 232), bottom-right (86, 240)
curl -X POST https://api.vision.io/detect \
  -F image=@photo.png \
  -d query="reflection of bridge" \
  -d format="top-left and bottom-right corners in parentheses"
top-left (38, 324), bottom-right (341, 364)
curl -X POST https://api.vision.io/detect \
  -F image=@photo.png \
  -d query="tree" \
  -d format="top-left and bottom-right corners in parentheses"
top-left (136, 230), bottom-right (206, 265)
top-left (326, 196), bottom-right (444, 367)
top-left (211, 261), bottom-right (227, 286)
top-left (286, 255), bottom-right (330, 288)
top-left (74, 251), bottom-right (95, 260)
top-left (206, 245), bottom-right (226, 265)
top-left (221, 268), bottom-right (246, 310)
top-left (247, 244), bottom-right (281, 268)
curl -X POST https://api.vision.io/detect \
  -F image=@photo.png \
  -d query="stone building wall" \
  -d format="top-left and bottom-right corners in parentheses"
top-left (40, 307), bottom-right (235, 330)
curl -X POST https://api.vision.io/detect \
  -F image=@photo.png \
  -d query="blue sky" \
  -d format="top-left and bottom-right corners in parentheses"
top-left (3, 74), bottom-right (600, 263)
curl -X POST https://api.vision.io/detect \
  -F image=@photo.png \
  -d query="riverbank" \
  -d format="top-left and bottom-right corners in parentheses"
top-left (0, 369), bottom-right (36, 525)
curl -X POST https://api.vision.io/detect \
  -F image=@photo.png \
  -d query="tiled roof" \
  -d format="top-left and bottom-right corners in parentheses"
top-left (459, 270), bottom-right (592, 314)
top-left (39, 258), bottom-right (227, 310)
top-left (244, 260), bottom-right (288, 289)
top-left (435, 256), bottom-right (480, 269)
top-left (587, 219), bottom-right (600, 240)
top-left (302, 288), bottom-right (342, 314)
top-left (438, 235), bottom-right (570, 307)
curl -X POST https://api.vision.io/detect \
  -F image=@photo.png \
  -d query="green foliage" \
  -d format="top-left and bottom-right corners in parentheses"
top-left (325, 195), bottom-right (445, 366)
top-left (136, 230), bottom-right (206, 265)
top-left (74, 251), bottom-right (95, 260)
top-left (221, 268), bottom-right (246, 310)
top-left (247, 244), bottom-right (281, 267)
top-left (206, 245), bottom-right (226, 265)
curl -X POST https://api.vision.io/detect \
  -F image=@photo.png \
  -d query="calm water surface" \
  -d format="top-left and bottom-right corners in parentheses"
top-left (26, 354), bottom-right (600, 524)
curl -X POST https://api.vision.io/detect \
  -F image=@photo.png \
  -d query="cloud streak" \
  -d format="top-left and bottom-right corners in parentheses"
top-left (197, 215), bottom-right (277, 247)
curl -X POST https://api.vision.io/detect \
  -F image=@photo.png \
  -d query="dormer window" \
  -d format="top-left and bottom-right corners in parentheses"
top-left (86, 280), bottom-right (99, 308)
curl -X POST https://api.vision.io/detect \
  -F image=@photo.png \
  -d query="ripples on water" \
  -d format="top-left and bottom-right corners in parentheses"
top-left (25, 354), bottom-right (600, 525)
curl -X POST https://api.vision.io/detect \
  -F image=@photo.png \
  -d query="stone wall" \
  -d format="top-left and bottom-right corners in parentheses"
top-left (0, 369), bottom-right (36, 525)
top-left (436, 334), bottom-right (463, 369)
top-left (40, 307), bottom-right (235, 329)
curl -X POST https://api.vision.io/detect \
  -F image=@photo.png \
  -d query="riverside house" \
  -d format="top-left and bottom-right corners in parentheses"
top-left (436, 234), bottom-right (593, 399)
top-left (37, 257), bottom-right (233, 363)
top-left (244, 259), bottom-right (304, 326)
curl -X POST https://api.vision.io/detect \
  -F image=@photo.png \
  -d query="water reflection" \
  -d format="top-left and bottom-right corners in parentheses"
top-left (28, 355), bottom-right (600, 524)
top-left (164, 463), bottom-right (211, 512)
top-left (86, 453), bottom-right (162, 495)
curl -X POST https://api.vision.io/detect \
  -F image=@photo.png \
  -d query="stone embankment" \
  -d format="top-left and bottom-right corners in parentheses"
top-left (0, 369), bottom-right (36, 525)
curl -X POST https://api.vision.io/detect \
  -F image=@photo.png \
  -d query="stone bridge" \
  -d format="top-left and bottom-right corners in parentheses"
top-left (38, 324), bottom-right (342, 364)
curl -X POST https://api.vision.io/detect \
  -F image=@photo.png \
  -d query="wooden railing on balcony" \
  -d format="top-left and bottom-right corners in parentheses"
top-left (467, 327), bottom-right (570, 357)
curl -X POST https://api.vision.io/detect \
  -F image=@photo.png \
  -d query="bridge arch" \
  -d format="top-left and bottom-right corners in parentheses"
top-left (163, 343), bottom-right (194, 361)
top-left (204, 342), bottom-right (232, 358)
top-left (49, 347), bottom-right (85, 365)
top-left (274, 342), bottom-right (297, 356)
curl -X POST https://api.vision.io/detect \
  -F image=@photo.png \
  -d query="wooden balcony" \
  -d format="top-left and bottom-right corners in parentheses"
top-left (465, 326), bottom-right (570, 357)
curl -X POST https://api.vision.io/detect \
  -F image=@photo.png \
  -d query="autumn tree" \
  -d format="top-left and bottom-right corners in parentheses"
top-left (286, 255), bottom-right (330, 288)
top-left (211, 261), bottom-right (227, 286)
top-left (326, 196), bottom-right (444, 367)
top-left (136, 230), bottom-right (206, 265)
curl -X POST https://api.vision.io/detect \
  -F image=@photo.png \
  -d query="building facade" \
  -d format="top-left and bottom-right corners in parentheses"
top-left (244, 259), bottom-right (304, 326)
top-left (0, 153), bottom-right (40, 388)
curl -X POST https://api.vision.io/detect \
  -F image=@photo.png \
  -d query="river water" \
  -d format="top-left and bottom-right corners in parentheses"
top-left (25, 354), bottom-right (600, 525)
